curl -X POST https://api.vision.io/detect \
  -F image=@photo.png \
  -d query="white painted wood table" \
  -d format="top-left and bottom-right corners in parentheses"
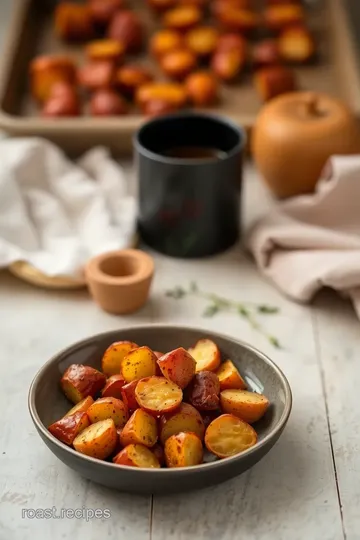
top-left (0, 160), bottom-right (359, 540)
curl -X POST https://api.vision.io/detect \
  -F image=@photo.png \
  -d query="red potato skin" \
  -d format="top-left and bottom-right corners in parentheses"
top-left (121, 380), bottom-right (139, 411)
top-left (187, 371), bottom-right (220, 410)
top-left (102, 375), bottom-right (126, 399)
top-left (107, 11), bottom-right (144, 53)
top-left (157, 347), bottom-right (196, 389)
top-left (159, 402), bottom-right (205, 444)
top-left (61, 364), bottom-right (106, 403)
top-left (48, 412), bottom-right (89, 445)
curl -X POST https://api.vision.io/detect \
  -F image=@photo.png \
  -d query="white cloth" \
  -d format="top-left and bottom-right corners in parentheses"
top-left (247, 155), bottom-right (360, 319)
top-left (0, 138), bottom-right (136, 279)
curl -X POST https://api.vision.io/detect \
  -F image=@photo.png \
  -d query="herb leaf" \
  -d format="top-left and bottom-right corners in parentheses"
top-left (258, 305), bottom-right (279, 314)
top-left (203, 304), bottom-right (219, 317)
top-left (165, 286), bottom-right (186, 299)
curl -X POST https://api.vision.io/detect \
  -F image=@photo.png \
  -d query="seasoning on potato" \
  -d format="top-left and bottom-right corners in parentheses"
top-left (87, 397), bottom-right (128, 427)
top-left (205, 414), bottom-right (257, 457)
top-left (113, 443), bottom-right (161, 468)
top-left (101, 341), bottom-right (139, 377)
top-left (49, 411), bottom-right (90, 446)
top-left (220, 389), bottom-right (269, 423)
top-left (188, 338), bottom-right (221, 372)
top-left (73, 418), bottom-right (118, 459)
top-left (135, 376), bottom-right (183, 415)
top-left (60, 364), bottom-right (106, 404)
top-left (157, 347), bottom-right (196, 389)
top-left (216, 359), bottom-right (247, 391)
top-left (64, 396), bottom-right (94, 417)
top-left (159, 402), bottom-right (205, 444)
top-left (121, 346), bottom-right (158, 383)
top-left (120, 408), bottom-right (158, 447)
top-left (85, 39), bottom-right (125, 63)
top-left (165, 432), bottom-right (203, 467)
top-left (30, 55), bottom-right (76, 103)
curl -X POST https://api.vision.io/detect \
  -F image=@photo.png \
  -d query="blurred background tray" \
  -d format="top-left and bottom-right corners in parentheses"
top-left (0, 0), bottom-right (359, 157)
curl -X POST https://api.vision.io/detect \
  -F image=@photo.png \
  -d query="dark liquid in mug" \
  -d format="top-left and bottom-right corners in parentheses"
top-left (162, 146), bottom-right (227, 160)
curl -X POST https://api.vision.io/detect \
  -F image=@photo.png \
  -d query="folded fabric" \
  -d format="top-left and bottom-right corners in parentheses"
top-left (0, 138), bottom-right (137, 279)
top-left (247, 155), bottom-right (360, 319)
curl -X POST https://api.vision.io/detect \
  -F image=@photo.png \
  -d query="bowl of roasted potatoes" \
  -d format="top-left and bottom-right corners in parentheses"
top-left (29, 325), bottom-right (292, 494)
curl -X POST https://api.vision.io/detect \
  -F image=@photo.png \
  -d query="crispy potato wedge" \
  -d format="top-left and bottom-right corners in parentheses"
top-left (64, 396), bottom-right (94, 417)
top-left (87, 397), bottom-right (128, 428)
top-left (135, 376), bottom-right (183, 415)
top-left (157, 347), bottom-right (196, 389)
top-left (216, 360), bottom-right (247, 391)
top-left (205, 414), bottom-right (257, 457)
top-left (220, 389), bottom-right (269, 423)
top-left (121, 380), bottom-right (139, 412)
top-left (165, 432), bottom-right (203, 467)
top-left (102, 374), bottom-right (126, 399)
top-left (73, 418), bottom-right (117, 459)
top-left (61, 364), bottom-right (106, 404)
top-left (187, 371), bottom-right (220, 410)
top-left (159, 402), bottom-right (205, 444)
top-left (113, 444), bottom-right (161, 468)
top-left (122, 346), bottom-right (157, 383)
top-left (101, 341), bottom-right (138, 377)
top-left (120, 408), bottom-right (158, 447)
top-left (152, 443), bottom-right (165, 466)
top-left (48, 411), bottom-right (89, 445)
top-left (188, 339), bottom-right (221, 372)
top-left (30, 55), bottom-right (76, 103)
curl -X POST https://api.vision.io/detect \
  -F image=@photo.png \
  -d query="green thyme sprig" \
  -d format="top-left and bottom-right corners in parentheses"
top-left (165, 281), bottom-right (282, 349)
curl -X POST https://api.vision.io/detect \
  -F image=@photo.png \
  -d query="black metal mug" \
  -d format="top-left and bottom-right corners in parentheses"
top-left (134, 113), bottom-right (245, 258)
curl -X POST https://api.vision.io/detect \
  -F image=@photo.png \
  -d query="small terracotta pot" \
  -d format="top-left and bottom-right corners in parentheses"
top-left (85, 249), bottom-right (154, 314)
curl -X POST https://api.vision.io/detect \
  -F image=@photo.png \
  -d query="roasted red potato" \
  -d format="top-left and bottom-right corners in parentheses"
top-left (136, 82), bottom-right (188, 111)
top-left (157, 347), bottom-right (196, 389)
top-left (154, 351), bottom-right (164, 359)
top-left (187, 371), bottom-right (220, 410)
top-left (216, 359), bottom-right (247, 391)
top-left (150, 30), bottom-right (184, 59)
top-left (186, 26), bottom-right (219, 58)
top-left (73, 418), bottom-right (118, 459)
top-left (107, 10), bottom-right (144, 53)
top-left (101, 341), bottom-right (138, 377)
top-left (212, 48), bottom-right (243, 81)
top-left (88, 0), bottom-right (125, 26)
top-left (65, 395), bottom-right (94, 417)
top-left (54, 3), bottom-right (94, 42)
top-left (179, 0), bottom-right (208, 8)
top-left (165, 432), bottom-right (203, 467)
top-left (220, 389), bottom-right (269, 423)
top-left (263, 4), bottom-right (305, 32)
top-left (116, 65), bottom-right (153, 97)
top-left (85, 40), bottom-right (125, 63)
top-left (87, 397), bottom-right (128, 427)
top-left (159, 402), bottom-right (205, 444)
top-left (61, 364), bottom-right (106, 404)
top-left (212, 0), bottom-right (252, 17)
top-left (143, 99), bottom-right (181, 116)
top-left (252, 39), bottom-right (281, 69)
top-left (254, 65), bottom-right (296, 101)
top-left (30, 55), bottom-right (76, 103)
top-left (42, 82), bottom-right (81, 117)
top-left (49, 411), bottom-right (90, 445)
top-left (152, 443), bottom-right (165, 466)
top-left (120, 408), bottom-right (158, 447)
top-left (160, 49), bottom-right (197, 80)
top-left (216, 8), bottom-right (259, 34)
top-left (113, 443), bottom-right (161, 468)
top-left (216, 33), bottom-right (246, 54)
top-left (121, 380), bottom-right (140, 411)
top-left (147, 0), bottom-right (177, 12)
top-left (90, 89), bottom-right (128, 116)
top-left (185, 71), bottom-right (219, 106)
top-left (188, 339), bottom-right (221, 372)
top-left (201, 410), bottom-right (220, 428)
top-left (163, 6), bottom-right (203, 32)
top-left (102, 374), bottom-right (126, 399)
top-left (135, 376), bottom-right (183, 415)
top-left (121, 346), bottom-right (157, 383)
top-left (77, 61), bottom-right (115, 92)
top-left (205, 414), bottom-right (257, 457)
top-left (278, 26), bottom-right (315, 64)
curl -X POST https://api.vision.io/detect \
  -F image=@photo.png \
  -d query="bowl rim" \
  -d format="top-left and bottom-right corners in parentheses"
top-left (28, 324), bottom-right (292, 474)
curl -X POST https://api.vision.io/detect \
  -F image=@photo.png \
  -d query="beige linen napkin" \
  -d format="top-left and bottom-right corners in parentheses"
top-left (247, 155), bottom-right (360, 317)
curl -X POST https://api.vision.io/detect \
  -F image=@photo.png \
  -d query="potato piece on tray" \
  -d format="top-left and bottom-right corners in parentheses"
top-left (216, 359), bottom-right (247, 391)
top-left (188, 339), bottom-right (221, 372)
top-left (220, 389), bottom-right (269, 423)
top-left (61, 364), bottom-right (106, 404)
top-left (113, 444), bottom-right (161, 468)
top-left (165, 432), bottom-right (203, 467)
top-left (159, 402), bottom-right (205, 444)
top-left (205, 414), bottom-right (257, 457)
top-left (120, 409), bottom-right (158, 447)
top-left (157, 347), bottom-right (196, 388)
top-left (73, 418), bottom-right (117, 459)
top-left (135, 376), bottom-right (182, 415)
top-left (49, 411), bottom-right (89, 446)
top-left (87, 397), bottom-right (128, 428)
top-left (101, 341), bottom-right (138, 377)
top-left (122, 346), bottom-right (157, 383)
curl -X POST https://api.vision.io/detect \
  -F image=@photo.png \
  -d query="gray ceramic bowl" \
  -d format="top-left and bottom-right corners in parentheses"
top-left (28, 325), bottom-right (292, 494)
